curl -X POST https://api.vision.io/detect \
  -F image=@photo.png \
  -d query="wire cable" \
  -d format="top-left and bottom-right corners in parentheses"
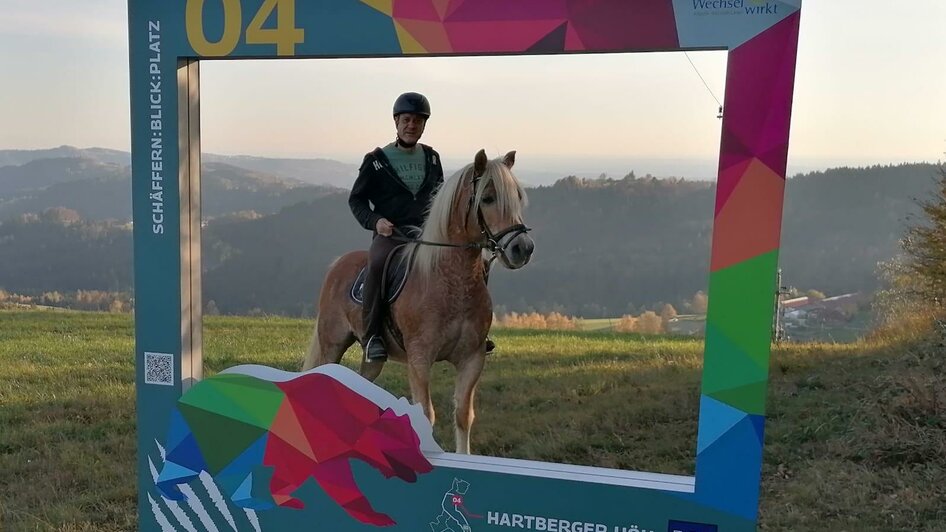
top-left (684, 52), bottom-right (723, 118)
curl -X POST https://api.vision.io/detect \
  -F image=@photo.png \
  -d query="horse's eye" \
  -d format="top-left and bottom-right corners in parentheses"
top-left (482, 196), bottom-right (495, 205)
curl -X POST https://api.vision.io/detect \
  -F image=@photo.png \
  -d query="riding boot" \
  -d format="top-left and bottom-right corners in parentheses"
top-left (362, 234), bottom-right (399, 362)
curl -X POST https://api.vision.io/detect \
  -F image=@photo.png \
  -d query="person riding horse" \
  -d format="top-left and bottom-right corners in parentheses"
top-left (310, 147), bottom-right (533, 454)
top-left (349, 92), bottom-right (496, 362)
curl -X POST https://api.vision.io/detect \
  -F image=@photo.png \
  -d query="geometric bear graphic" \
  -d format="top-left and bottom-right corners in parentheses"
top-left (156, 364), bottom-right (436, 526)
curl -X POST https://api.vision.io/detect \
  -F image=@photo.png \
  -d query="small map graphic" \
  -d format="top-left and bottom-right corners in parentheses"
top-left (430, 478), bottom-right (482, 532)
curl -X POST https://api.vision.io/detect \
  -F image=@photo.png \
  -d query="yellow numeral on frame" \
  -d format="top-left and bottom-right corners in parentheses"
top-left (185, 0), bottom-right (242, 57)
top-left (246, 0), bottom-right (305, 57)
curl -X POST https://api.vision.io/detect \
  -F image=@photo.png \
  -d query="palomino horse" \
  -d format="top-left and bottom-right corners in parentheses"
top-left (303, 149), bottom-right (534, 454)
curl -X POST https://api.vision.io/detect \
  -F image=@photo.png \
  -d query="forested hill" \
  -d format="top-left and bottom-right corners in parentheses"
top-left (0, 162), bottom-right (939, 316)
top-left (0, 158), bottom-right (341, 221)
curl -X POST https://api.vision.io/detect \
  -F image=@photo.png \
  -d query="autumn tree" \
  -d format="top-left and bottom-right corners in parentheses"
top-left (902, 167), bottom-right (946, 308)
top-left (660, 303), bottom-right (678, 330)
top-left (637, 311), bottom-right (663, 334)
top-left (687, 291), bottom-right (708, 314)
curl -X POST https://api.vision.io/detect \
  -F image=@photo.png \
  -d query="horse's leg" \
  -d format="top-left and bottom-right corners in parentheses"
top-left (453, 352), bottom-right (486, 454)
top-left (407, 359), bottom-right (435, 427)
top-left (302, 251), bottom-right (365, 371)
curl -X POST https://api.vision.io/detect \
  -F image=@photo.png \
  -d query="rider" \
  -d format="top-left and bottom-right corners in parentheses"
top-left (349, 92), bottom-right (444, 362)
top-left (349, 92), bottom-right (498, 363)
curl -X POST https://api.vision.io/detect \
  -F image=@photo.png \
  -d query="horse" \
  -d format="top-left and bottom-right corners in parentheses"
top-left (302, 149), bottom-right (534, 454)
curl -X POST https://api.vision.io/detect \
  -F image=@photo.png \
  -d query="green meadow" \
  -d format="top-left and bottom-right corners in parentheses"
top-left (1, 309), bottom-right (944, 530)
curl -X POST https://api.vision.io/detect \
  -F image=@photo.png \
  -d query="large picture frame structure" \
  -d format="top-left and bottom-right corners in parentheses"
top-left (129, 1), bottom-right (802, 530)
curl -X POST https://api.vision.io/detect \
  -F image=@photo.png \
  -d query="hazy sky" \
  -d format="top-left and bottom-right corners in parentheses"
top-left (1, 1), bottom-right (944, 178)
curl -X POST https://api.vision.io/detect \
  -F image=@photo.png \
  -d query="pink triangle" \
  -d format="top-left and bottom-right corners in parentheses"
top-left (564, 22), bottom-right (585, 51)
top-left (567, 0), bottom-right (678, 50)
top-left (445, 20), bottom-right (567, 52)
top-left (446, 0), bottom-right (567, 21)
top-left (720, 13), bottom-right (800, 178)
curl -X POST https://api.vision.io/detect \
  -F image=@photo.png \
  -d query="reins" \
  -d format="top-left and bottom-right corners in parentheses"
top-left (389, 228), bottom-right (484, 250)
top-left (389, 164), bottom-right (531, 273)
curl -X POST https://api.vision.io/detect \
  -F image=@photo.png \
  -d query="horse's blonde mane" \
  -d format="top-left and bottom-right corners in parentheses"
top-left (411, 156), bottom-right (527, 277)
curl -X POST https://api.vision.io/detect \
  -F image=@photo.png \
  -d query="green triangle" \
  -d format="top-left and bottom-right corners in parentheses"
top-left (702, 322), bottom-right (768, 403)
top-left (179, 403), bottom-right (267, 473)
top-left (180, 376), bottom-right (282, 429)
top-left (207, 374), bottom-right (284, 427)
top-left (707, 380), bottom-right (769, 416)
top-left (706, 251), bottom-right (779, 366)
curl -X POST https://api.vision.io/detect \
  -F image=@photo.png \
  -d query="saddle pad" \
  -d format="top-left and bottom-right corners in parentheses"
top-left (350, 246), bottom-right (411, 305)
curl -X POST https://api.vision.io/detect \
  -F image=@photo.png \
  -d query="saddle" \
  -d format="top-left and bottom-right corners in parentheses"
top-left (350, 244), bottom-right (413, 306)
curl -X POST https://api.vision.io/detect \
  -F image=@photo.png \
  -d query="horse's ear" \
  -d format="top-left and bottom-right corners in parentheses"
top-left (502, 150), bottom-right (516, 169)
top-left (474, 149), bottom-right (488, 177)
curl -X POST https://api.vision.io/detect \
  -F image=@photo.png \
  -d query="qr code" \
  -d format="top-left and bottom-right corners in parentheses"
top-left (144, 352), bottom-right (174, 386)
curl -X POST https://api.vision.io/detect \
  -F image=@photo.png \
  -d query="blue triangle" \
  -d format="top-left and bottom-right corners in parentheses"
top-left (157, 460), bottom-right (199, 484)
top-left (749, 414), bottom-right (766, 446)
top-left (230, 471), bottom-right (274, 510)
top-left (165, 409), bottom-right (191, 451)
top-left (233, 473), bottom-right (253, 502)
top-left (166, 432), bottom-right (208, 472)
top-left (693, 416), bottom-right (764, 520)
top-left (697, 395), bottom-right (748, 454)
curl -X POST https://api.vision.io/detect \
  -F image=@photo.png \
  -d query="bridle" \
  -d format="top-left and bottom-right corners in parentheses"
top-left (391, 166), bottom-right (531, 267)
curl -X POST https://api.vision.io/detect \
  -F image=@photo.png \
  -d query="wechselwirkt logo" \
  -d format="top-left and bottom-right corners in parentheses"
top-left (692, 0), bottom-right (781, 15)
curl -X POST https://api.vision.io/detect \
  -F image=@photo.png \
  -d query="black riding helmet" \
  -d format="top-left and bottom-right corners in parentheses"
top-left (393, 92), bottom-right (431, 119)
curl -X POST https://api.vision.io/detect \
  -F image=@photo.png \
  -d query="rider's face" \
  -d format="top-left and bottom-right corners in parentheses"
top-left (394, 113), bottom-right (427, 146)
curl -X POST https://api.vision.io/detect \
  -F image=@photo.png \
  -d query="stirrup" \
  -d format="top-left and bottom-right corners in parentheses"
top-left (364, 335), bottom-right (388, 362)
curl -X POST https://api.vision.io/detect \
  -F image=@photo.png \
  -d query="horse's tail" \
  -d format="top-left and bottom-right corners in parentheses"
top-left (302, 316), bottom-right (320, 371)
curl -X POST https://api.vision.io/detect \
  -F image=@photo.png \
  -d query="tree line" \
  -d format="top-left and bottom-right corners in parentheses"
top-left (0, 163), bottom-right (940, 318)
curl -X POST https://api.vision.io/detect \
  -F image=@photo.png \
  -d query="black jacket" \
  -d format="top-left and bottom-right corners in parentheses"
top-left (349, 144), bottom-right (444, 231)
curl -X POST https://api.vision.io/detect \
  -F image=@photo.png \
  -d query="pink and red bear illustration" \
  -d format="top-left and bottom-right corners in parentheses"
top-left (156, 365), bottom-right (435, 526)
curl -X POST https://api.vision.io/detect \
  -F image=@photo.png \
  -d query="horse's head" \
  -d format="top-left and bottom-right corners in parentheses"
top-left (416, 149), bottom-right (534, 274)
top-left (469, 149), bottom-right (534, 269)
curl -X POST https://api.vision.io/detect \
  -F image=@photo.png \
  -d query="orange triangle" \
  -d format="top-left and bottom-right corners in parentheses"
top-left (270, 401), bottom-right (316, 461)
top-left (394, 20), bottom-right (428, 54)
top-left (432, 0), bottom-right (451, 20)
top-left (710, 158), bottom-right (785, 272)
top-left (397, 19), bottom-right (452, 53)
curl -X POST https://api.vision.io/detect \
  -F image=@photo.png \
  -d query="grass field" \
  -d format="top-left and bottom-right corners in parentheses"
top-left (1, 309), bottom-right (944, 531)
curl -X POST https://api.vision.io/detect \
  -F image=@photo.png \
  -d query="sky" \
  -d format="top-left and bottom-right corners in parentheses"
top-left (1, 1), bottom-right (944, 181)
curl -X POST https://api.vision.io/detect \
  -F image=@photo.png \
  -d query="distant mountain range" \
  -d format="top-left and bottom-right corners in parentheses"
top-left (0, 154), bottom-right (342, 221)
top-left (0, 146), bottom-right (940, 317)
top-left (0, 146), bottom-right (359, 189)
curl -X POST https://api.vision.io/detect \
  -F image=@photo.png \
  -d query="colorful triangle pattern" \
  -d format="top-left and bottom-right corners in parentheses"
top-left (361, 0), bottom-right (679, 53)
top-left (155, 369), bottom-right (434, 526)
top-left (693, 12), bottom-right (801, 523)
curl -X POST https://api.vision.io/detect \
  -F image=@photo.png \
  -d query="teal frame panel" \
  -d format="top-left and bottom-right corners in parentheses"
top-left (129, 1), bottom-right (802, 530)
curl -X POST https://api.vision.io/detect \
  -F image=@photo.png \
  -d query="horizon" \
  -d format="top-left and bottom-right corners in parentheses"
top-left (2, 143), bottom-right (941, 187)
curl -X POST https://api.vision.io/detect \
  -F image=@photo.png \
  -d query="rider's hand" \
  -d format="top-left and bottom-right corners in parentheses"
top-left (375, 218), bottom-right (394, 236)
